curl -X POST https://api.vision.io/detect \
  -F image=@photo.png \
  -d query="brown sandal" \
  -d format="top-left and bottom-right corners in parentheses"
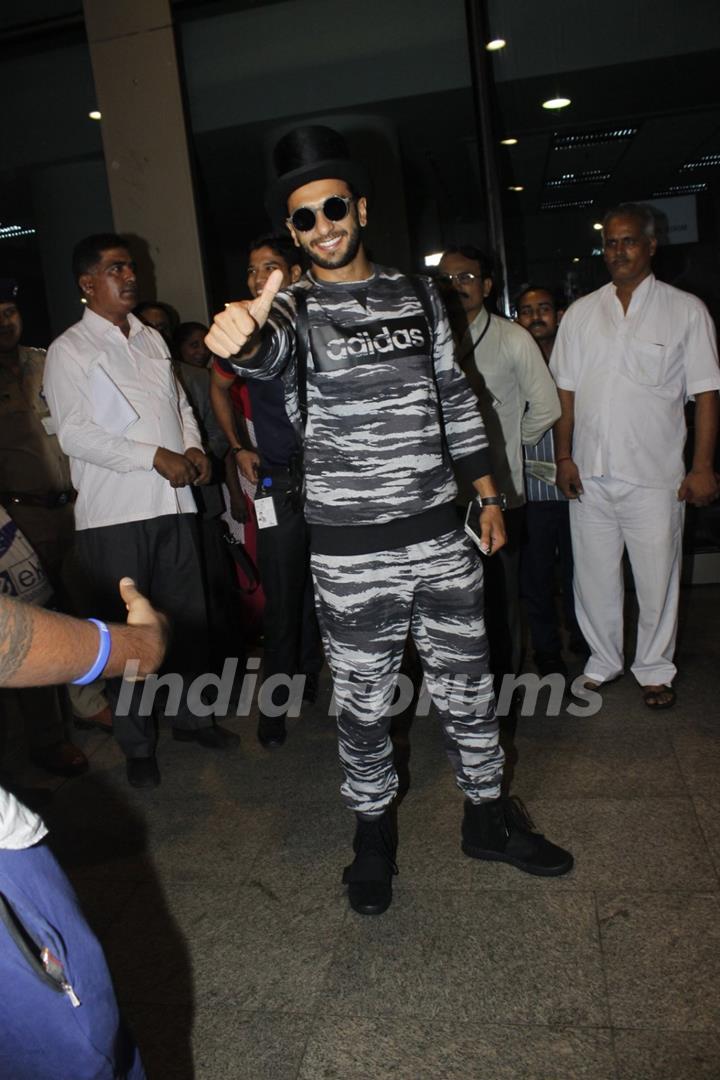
top-left (643, 685), bottom-right (676, 710)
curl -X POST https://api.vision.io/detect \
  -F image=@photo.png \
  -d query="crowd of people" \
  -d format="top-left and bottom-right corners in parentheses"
top-left (1, 121), bottom-right (718, 1076)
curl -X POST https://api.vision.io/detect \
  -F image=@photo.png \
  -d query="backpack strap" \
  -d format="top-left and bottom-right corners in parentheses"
top-left (294, 290), bottom-right (310, 429)
top-left (409, 273), bottom-right (436, 337)
top-left (407, 274), bottom-right (450, 456)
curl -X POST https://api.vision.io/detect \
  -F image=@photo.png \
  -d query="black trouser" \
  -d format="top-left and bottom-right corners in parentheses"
top-left (75, 514), bottom-right (210, 759)
top-left (256, 487), bottom-right (322, 717)
top-left (520, 499), bottom-right (581, 658)
top-left (481, 505), bottom-right (524, 685)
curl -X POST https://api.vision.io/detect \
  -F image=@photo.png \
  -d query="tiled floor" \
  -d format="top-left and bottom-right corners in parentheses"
top-left (33, 584), bottom-right (720, 1078)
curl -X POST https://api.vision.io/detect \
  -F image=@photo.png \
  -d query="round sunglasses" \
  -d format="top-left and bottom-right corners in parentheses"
top-left (288, 195), bottom-right (354, 233)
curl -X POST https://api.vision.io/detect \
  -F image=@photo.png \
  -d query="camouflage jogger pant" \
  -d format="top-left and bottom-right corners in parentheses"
top-left (311, 528), bottom-right (504, 816)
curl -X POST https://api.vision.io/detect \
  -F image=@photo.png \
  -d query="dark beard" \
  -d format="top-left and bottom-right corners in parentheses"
top-left (306, 220), bottom-right (362, 271)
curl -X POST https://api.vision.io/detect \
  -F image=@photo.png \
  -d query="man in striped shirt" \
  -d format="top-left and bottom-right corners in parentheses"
top-left (516, 286), bottom-right (587, 678)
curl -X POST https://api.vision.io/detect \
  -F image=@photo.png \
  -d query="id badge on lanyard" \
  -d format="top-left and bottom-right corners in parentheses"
top-left (255, 476), bottom-right (278, 529)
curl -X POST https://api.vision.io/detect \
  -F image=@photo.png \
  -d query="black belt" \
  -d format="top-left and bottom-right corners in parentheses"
top-left (0, 490), bottom-right (76, 509)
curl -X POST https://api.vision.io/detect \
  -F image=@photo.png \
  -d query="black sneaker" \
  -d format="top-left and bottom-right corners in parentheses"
top-left (343, 808), bottom-right (398, 916)
top-left (462, 796), bottom-right (573, 877)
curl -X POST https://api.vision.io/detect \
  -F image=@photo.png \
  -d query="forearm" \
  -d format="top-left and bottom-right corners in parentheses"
top-left (691, 391), bottom-right (719, 470)
top-left (519, 356), bottom-right (562, 446)
top-left (472, 474), bottom-right (499, 498)
top-left (0, 597), bottom-right (163, 688)
top-left (210, 376), bottom-right (243, 449)
top-left (554, 389), bottom-right (576, 459)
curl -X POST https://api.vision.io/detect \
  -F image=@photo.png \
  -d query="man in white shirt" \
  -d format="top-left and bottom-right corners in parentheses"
top-left (44, 234), bottom-right (238, 787)
top-left (552, 203), bottom-right (720, 708)
top-left (438, 246), bottom-right (561, 683)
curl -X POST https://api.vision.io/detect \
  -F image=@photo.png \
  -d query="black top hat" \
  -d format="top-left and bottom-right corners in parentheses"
top-left (265, 125), bottom-right (371, 227)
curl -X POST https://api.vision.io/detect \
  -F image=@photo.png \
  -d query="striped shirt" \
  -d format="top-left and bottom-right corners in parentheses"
top-left (229, 265), bottom-right (491, 551)
top-left (523, 428), bottom-right (566, 502)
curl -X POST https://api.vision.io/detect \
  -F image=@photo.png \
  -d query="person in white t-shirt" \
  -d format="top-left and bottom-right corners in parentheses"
top-left (551, 203), bottom-right (720, 709)
top-left (0, 578), bottom-right (165, 1079)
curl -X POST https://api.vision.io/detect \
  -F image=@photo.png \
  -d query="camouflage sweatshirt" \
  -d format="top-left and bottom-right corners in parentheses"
top-left (230, 265), bottom-right (491, 555)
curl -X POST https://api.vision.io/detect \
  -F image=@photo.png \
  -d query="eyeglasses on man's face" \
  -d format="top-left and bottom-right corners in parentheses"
top-left (436, 271), bottom-right (481, 286)
top-left (287, 195), bottom-right (354, 233)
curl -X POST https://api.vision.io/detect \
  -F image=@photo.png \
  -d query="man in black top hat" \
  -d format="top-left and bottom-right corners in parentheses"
top-left (206, 125), bottom-right (573, 915)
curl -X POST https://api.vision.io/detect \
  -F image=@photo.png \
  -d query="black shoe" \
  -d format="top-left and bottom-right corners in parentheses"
top-left (342, 807), bottom-right (398, 916)
top-left (302, 673), bottom-right (320, 705)
top-left (173, 724), bottom-right (240, 750)
top-left (535, 652), bottom-right (568, 678)
top-left (126, 756), bottom-right (161, 788)
top-left (461, 796), bottom-right (573, 877)
top-left (257, 715), bottom-right (286, 748)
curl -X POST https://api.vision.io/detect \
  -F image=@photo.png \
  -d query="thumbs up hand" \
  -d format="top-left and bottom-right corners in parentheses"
top-left (205, 268), bottom-right (284, 359)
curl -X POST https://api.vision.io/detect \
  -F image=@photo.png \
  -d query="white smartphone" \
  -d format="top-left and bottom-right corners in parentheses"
top-left (464, 502), bottom-right (491, 555)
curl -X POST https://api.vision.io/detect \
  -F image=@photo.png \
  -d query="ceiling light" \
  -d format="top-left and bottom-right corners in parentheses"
top-left (553, 127), bottom-right (637, 150)
top-left (652, 183), bottom-right (708, 196)
top-left (500, 138), bottom-right (518, 146)
top-left (486, 39), bottom-right (506, 51)
top-left (508, 186), bottom-right (524, 192)
top-left (88, 110), bottom-right (102, 121)
top-left (540, 198), bottom-right (594, 211)
top-left (592, 222), bottom-right (603, 230)
top-left (572, 257), bottom-right (580, 263)
top-left (681, 153), bottom-right (720, 170)
top-left (542, 97), bottom-right (571, 110)
top-left (546, 170), bottom-right (611, 188)
top-left (424, 252), bottom-right (443, 267)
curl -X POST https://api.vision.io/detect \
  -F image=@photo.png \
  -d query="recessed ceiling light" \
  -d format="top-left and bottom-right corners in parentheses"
top-left (500, 138), bottom-right (518, 146)
top-left (542, 97), bottom-right (571, 110)
top-left (572, 257), bottom-right (580, 263)
top-left (508, 185), bottom-right (524, 192)
top-left (88, 110), bottom-right (102, 121)
top-left (592, 222), bottom-right (603, 230)
top-left (486, 38), bottom-right (506, 51)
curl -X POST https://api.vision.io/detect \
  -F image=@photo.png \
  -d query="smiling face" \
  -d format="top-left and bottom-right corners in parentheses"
top-left (286, 178), bottom-right (368, 281)
top-left (179, 327), bottom-right (210, 367)
top-left (79, 247), bottom-right (138, 326)
top-left (602, 214), bottom-right (656, 291)
top-left (0, 301), bottom-right (22, 357)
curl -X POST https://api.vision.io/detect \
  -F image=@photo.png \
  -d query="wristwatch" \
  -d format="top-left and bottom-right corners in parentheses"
top-left (476, 494), bottom-right (507, 511)
top-left (230, 446), bottom-right (244, 455)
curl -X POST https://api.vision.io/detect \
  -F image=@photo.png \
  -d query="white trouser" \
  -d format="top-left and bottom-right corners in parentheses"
top-left (569, 477), bottom-right (684, 687)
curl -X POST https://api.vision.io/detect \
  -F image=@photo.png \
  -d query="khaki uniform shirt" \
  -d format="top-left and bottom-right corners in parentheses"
top-left (0, 346), bottom-right (72, 496)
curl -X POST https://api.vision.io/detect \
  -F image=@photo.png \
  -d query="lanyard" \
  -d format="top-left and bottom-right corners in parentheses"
top-left (459, 309), bottom-right (491, 364)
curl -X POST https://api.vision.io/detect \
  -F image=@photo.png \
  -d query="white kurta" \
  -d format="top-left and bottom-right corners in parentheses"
top-left (551, 275), bottom-right (720, 686)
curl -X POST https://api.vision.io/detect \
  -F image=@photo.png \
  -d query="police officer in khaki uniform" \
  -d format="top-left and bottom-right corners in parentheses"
top-left (0, 280), bottom-right (106, 778)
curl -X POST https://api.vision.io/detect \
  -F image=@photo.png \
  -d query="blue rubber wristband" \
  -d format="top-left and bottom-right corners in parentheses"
top-left (72, 619), bottom-right (112, 686)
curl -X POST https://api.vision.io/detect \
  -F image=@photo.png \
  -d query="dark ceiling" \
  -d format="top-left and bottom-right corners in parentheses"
top-left (3, 1), bottom-right (720, 307)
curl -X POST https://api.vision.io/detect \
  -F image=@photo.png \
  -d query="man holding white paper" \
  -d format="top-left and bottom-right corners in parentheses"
top-left (44, 234), bottom-right (238, 788)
